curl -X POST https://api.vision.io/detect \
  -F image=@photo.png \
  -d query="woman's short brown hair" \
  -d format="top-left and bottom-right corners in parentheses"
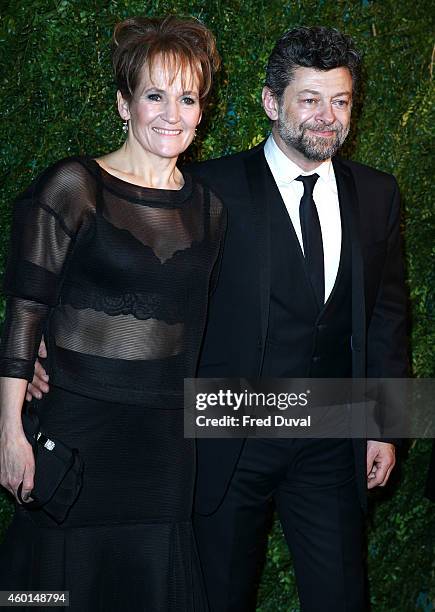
top-left (112, 16), bottom-right (220, 106)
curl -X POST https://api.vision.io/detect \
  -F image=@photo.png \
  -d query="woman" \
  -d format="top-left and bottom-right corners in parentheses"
top-left (0, 16), bottom-right (223, 611)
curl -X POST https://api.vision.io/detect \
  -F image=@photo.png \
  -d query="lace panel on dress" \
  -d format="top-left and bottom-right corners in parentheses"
top-left (102, 191), bottom-right (204, 264)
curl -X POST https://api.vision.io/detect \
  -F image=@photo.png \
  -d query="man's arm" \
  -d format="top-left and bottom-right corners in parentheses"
top-left (365, 177), bottom-right (408, 489)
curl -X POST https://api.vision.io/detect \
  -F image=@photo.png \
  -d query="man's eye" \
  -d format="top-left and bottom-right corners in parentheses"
top-left (303, 99), bottom-right (317, 104)
top-left (334, 100), bottom-right (349, 108)
top-left (147, 93), bottom-right (161, 101)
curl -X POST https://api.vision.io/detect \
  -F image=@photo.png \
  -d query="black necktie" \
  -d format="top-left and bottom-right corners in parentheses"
top-left (295, 173), bottom-right (324, 307)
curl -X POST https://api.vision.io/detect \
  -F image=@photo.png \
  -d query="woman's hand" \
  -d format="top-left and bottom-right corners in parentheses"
top-left (0, 377), bottom-right (35, 502)
top-left (0, 424), bottom-right (35, 503)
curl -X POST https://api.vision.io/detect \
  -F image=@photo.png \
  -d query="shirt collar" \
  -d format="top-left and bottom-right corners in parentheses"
top-left (264, 133), bottom-right (335, 187)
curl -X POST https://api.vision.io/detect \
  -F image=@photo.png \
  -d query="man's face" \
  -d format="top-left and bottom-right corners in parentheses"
top-left (263, 66), bottom-right (353, 163)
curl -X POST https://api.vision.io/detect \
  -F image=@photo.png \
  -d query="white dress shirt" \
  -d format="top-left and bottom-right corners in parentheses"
top-left (264, 134), bottom-right (342, 303)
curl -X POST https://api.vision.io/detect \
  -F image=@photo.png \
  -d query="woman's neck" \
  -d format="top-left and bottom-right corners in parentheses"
top-left (96, 141), bottom-right (184, 190)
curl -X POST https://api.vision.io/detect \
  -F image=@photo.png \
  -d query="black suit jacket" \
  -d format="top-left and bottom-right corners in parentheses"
top-left (187, 141), bottom-right (408, 514)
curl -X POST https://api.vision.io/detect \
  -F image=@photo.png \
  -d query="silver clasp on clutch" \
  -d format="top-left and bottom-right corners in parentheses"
top-left (36, 431), bottom-right (56, 451)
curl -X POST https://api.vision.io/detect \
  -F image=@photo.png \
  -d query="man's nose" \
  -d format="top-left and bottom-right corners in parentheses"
top-left (315, 102), bottom-right (336, 125)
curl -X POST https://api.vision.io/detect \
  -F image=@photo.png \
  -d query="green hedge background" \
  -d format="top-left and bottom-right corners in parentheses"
top-left (0, 1), bottom-right (434, 610)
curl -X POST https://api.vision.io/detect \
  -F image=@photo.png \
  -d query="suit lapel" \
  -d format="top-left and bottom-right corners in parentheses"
top-left (242, 148), bottom-right (367, 377)
top-left (243, 144), bottom-right (271, 375)
top-left (333, 157), bottom-right (366, 376)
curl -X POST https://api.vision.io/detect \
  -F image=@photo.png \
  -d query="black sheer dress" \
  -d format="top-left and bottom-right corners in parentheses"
top-left (0, 157), bottom-right (225, 611)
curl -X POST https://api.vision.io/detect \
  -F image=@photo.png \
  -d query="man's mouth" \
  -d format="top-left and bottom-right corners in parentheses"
top-left (307, 129), bottom-right (336, 137)
top-left (152, 127), bottom-right (183, 136)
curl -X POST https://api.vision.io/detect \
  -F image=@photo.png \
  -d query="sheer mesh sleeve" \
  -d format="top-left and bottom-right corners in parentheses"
top-left (0, 159), bottom-right (95, 380)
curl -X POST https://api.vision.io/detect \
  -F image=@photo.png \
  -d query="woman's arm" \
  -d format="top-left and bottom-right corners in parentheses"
top-left (0, 158), bottom-right (92, 502)
top-left (0, 377), bottom-right (34, 501)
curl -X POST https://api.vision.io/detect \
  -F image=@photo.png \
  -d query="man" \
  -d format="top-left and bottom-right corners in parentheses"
top-left (29, 26), bottom-right (407, 612)
top-left (188, 26), bottom-right (407, 611)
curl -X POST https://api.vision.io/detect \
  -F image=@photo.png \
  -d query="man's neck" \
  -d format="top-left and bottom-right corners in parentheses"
top-left (271, 128), bottom-right (330, 173)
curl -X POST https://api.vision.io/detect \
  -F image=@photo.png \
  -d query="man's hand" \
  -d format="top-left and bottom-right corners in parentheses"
top-left (26, 338), bottom-right (49, 402)
top-left (367, 440), bottom-right (396, 489)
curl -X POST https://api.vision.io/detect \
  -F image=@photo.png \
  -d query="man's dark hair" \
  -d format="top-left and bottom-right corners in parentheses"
top-left (265, 26), bottom-right (362, 99)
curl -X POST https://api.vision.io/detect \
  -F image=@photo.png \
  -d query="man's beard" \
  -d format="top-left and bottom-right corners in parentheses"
top-left (276, 107), bottom-right (350, 161)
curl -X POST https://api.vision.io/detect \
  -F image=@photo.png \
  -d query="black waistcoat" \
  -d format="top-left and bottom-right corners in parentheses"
top-left (262, 172), bottom-right (352, 378)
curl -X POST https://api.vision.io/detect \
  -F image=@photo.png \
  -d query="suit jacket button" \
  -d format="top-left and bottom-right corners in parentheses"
top-left (312, 356), bottom-right (321, 363)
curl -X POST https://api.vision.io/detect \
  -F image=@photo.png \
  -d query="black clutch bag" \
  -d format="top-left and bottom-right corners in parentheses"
top-left (17, 410), bottom-right (84, 524)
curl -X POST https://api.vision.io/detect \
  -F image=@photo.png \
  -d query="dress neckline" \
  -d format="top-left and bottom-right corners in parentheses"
top-left (81, 156), bottom-right (193, 207)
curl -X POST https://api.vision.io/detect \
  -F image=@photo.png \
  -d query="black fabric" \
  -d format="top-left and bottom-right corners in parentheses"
top-left (295, 173), bottom-right (324, 308)
top-left (188, 143), bottom-right (408, 516)
top-left (0, 157), bottom-right (225, 404)
top-left (0, 388), bottom-right (208, 611)
top-left (425, 440), bottom-right (435, 501)
top-left (19, 409), bottom-right (83, 524)
top-left (262, 163), bottom-right (352, 379)
top-left (194, 438), bottom-right (365, 612)
top-left (0, 157), bottom-right (225, 611)
top-left (185, 142), bottom-right (407, 612)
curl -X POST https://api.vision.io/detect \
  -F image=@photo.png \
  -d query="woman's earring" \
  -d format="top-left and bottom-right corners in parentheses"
top-left (193, 128), bottom-right (198, 139)
top-left (122, 120), bottom-right (129, 134)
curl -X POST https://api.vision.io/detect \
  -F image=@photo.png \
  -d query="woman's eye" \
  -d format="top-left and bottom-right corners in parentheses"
top-left (182, 97), bottom-right (196, 105)
top-left (147, 93), bottom-right (161, 101)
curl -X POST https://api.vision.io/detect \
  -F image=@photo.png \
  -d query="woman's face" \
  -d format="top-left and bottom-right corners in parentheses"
top-left (119, 56), bottom-right (202, 161)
